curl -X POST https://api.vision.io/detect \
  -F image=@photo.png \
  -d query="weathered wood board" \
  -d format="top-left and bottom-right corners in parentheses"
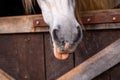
top-left (0, 9), bottom-right (120, 34)
top-left (75, 30), bottom-right (120, 80)
top-left (58, 38), bottom-right (120, 80)
top-left (0, 34), bottom-right (45, 80)
top-left (0, 15), bottom-right (48, 33)
top-left (0, 30), bottom-right (119, 80)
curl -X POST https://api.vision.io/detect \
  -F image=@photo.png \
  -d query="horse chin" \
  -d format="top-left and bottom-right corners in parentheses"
top-left (53, 42), bottom-right (78, 60)
top-left (53, 43), bottom-right (70, 60)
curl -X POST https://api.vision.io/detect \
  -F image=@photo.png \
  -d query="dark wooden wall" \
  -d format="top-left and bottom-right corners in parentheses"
top-left (0, 0), bottom-right (41, 17)
top-left (0, 0), bottom-right (120, 79)
top-left (0, 29), bottom-right (120, 80)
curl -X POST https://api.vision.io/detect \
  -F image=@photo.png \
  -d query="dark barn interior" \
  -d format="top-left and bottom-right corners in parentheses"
top-left (0, 0), bottom-right (41, 17)
top-left (0, 0), bottom-right (120, 80)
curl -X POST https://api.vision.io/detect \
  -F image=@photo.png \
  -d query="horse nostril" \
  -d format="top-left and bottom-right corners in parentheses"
top-left (61, 40), bottom-right (65, 45)
top-left (73, 26), bottom-right (82, 43)
top-left (53, 29), bottom-right (60, 43)
top-left (52, 29), bottom-right (67, 46)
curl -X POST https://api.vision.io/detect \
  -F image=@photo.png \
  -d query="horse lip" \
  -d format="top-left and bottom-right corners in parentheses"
top-left (53, 43), bottom-right (69, 60)
top-left (54, 42), bottom-right (76, 54)
top-left (57, 47), bottom-right (74, 54)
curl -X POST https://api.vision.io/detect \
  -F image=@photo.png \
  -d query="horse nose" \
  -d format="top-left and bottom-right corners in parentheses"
top-left (52, 28), bottom-right (69, 46)
top-left (52, 25), bottom-right (83, 47)
top-left (73, 26), bottom-right (83, 43)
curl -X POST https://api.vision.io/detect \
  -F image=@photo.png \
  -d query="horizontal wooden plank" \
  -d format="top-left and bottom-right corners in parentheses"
top-left (80, 9), bottom-right (120, 24)
top-left (0, 9), bottom-right (120, 34)
top-left (85, 23), bottom-right (120, 30)
top-left (58, 38), bottom-right (120, 80)
top-left (0, 15), bottom-right (48, 34)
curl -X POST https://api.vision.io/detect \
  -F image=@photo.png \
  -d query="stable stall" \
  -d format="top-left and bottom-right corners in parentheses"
top-left (0, 0), bottom-right (120, 80)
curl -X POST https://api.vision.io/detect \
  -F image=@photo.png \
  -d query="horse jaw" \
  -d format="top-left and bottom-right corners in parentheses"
top-left (37, 0), bottom-right (76, 26)
top-left (37, 0), bottom-right (83, 60)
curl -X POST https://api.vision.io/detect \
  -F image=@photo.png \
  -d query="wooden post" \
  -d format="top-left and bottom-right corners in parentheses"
top-left (58, 38), bottom-right (120, 80)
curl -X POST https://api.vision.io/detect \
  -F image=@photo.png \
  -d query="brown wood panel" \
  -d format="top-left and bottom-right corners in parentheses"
top-left (59, 37), bottom-right (120, 80)
top-left (115, 0), bottom-right (120, 7)
top-left (110, 63), bottom-right (120, 80)
top-left (0, 15), bottom-right (48, 34)
top-left (75, 30), bottom-right (120, 80)
top-left (0, 33), bottom-right (45, 80)
top-left (44, 33), bottom-right (75, 80)
top-left (75, 30), bottom-right (120, 65)
top-left (80, 9), bottom-right (120, 24)
top-left (1, 9), bottom-right (120, 34)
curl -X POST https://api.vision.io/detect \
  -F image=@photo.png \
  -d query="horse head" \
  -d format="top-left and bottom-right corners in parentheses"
top-left (37, 0), bottom-right (83, 60)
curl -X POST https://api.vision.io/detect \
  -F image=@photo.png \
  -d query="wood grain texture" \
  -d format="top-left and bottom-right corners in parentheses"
top-left (1, 9), bottom-right (120, 34)
top-left (85, 23), bottom-right (120, 30)
top-left (93, 70), bottom-right (110, 80)
top-left (80, 9), bottom-right (120, 24)
top-left (110, 63), bottom-right (120, 80)
top-left (0, 10), bottom-right (120, 80)
top-left (0, 15), bottom-right (48, 34)
top-left (58, 38), bottom-right (120, 80)
top-left (0, 30), bottom-right (120, 80)
top-left (75, 30), bottom-right (120, 80)
top-left (75, 30), bottom-right (120, 66)
top-left (0, 33), bottom-right (45, 80)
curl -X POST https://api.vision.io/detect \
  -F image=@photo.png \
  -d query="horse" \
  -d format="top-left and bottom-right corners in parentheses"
top-left (22, 0), bottom-right (116, 60)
